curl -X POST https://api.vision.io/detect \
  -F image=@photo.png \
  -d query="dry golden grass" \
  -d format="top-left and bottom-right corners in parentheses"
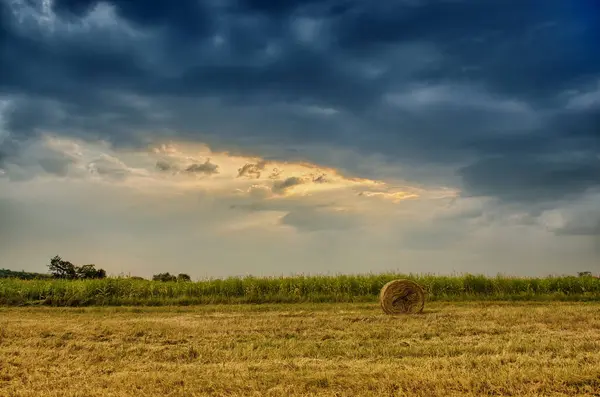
top-left (1, 302), bottom-right (600, 396)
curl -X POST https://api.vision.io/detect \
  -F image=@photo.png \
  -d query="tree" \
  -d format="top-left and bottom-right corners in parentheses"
top-left (578, 271), bottom-right (592, 277)
top-left (177, 273), bottom-right (191, 282)
top-left (48, 255), bottom-right (77, 279)
top-left (48, 256), bottom-right (107, 280)
top-left (152, 272), bottom-right (177, 282)
top-left (76, 264), bottom-right (107, 279)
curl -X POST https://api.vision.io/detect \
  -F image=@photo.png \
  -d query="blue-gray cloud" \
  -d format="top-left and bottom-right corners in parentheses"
top-left (0, 0), bottom-right (599, 206)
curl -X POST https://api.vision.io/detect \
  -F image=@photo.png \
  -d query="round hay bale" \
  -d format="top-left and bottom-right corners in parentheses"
top-left (379, 279), bottom-right (425, 315)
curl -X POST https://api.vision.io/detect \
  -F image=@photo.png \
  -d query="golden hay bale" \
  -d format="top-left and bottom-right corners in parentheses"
top-left (379, 279), bottom-right (425, 315)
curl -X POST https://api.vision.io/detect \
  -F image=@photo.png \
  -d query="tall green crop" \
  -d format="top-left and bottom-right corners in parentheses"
top-left (1, 273), bottom-right (599, 306)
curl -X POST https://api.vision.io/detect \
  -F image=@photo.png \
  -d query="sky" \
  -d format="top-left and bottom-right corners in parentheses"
top-left (0, 0), bottom-right (599, 278)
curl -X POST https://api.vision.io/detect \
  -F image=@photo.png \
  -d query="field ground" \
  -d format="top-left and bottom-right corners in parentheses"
top-left (1, 302), bottom-right (600, 396)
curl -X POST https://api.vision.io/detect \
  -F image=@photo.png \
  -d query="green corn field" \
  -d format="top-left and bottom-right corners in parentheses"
top-left (1, 273), bottom-right (599, 306)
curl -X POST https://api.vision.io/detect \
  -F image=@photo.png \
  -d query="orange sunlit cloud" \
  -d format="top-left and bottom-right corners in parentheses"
top-left (147, 141), bottom-right (457, 201)
top-left (38, 135), bottom-right (459, 207)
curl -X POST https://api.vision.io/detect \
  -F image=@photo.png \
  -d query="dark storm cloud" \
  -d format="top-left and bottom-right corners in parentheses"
top-left (88, 155), bottom-right (131, 180)
top-left (155, 160), bottom-right (173, 172)
top-left (0, 0), bottom-right (599, 204)
top-left (458, 155), bottom-right (600, 203)
top-left (236, 0), bottom-right (332, 16)
top-left (52, 0), bottom-right (213, 39)
top-left (541, 193), bottom-right (600, 237)
top-left (0, 150), bottom-right (6, 172)
top-left (457, 103), bottom-right (600, 202)
top-left (272, 177), bottom-right (304, 194)
top-left (238, 161), bottom-right (267, 179)
top-left (335, 1), bottom-right (600, 99)
top-left (0, 136), bottom-right (80, 181)
top-left (185, 160), bottom-right (220, 175)
top-left (555, 218), bottom-right (600, 237)
top-left (0, 137), bottom-right (19, 169)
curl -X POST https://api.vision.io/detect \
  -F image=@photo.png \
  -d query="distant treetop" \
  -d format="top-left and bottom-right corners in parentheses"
top-left (48, 255), bottom-right (107, 280)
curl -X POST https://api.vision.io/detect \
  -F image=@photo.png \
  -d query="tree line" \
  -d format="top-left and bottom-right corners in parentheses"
top-left (0, 255), bottom-right (191, 282)
top-left (0, 269), bottom-right (53, 280)
top-left (47, 255), bottom-right (107, 279)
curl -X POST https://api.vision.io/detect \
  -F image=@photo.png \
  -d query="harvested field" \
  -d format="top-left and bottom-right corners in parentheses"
top-left (1, 302), bottom-right (600, 396)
